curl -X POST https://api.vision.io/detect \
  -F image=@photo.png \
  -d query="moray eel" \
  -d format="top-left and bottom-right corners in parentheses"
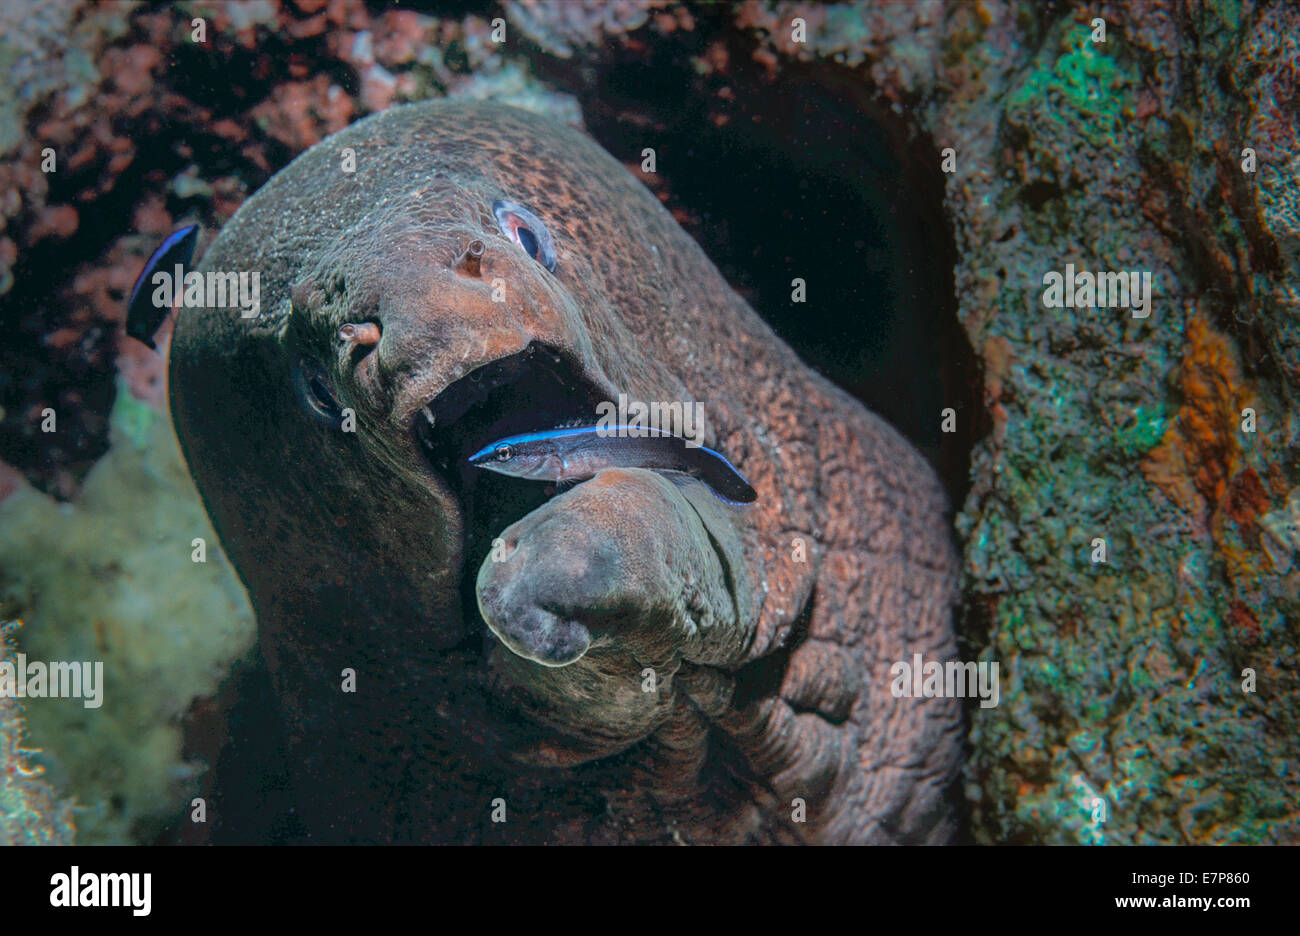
top-left (168, 99), bottom-right (962, 844)
top-left (467, 425), bottom-right (759, 505)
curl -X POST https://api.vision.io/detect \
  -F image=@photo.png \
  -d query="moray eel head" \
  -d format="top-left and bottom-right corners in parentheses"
top-left (170, 102), bottom-right (754, 778)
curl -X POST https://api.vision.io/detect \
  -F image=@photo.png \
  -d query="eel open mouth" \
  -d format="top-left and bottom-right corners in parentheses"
top-left (409, 342), bottom-right (610, 647)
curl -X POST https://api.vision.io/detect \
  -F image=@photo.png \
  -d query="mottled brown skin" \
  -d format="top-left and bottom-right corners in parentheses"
top-left (170, 100), bottom-right (962, 843)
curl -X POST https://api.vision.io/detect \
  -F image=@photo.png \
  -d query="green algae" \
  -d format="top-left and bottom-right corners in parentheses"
top-left (0, 380), bottom-right (255, 844)
top-left (1007, 29), bottom-right (1130, 131)
top-left (1112, 404), bottom-right (1169, 457)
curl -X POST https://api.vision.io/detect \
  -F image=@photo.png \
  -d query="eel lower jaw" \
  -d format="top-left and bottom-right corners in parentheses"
top-left (474, 586), bottom-right (593, 668)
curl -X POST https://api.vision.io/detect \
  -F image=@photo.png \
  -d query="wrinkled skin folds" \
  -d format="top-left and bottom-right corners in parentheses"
top-left (169, 100), bottom-right (962, 844)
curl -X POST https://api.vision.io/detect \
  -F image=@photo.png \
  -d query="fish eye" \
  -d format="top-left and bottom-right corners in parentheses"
top-left (493, 200), bottom-right (557, 272)
top-left (296, 357), bottom-right (343, 425)
top-left (495, 444), bottom-right (513, 462)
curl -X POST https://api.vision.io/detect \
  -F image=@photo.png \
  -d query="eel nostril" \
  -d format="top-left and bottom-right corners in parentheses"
top-left (339, 321), bottom-right (382, 375)
top-left (456, 239), bottom-right (485, 277)
top-left (339, 321), bottom-right (382, 346)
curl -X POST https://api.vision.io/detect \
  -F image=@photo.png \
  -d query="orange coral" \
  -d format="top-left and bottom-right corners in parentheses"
top-left (249, 75), bottom-right (355, 151)
top-left (982, 334), bottom-right (1013, 448)
top-left (1224, 467), bottom-right (1272, 545)
top-left (1142, 315), bottom-right (1251, 520)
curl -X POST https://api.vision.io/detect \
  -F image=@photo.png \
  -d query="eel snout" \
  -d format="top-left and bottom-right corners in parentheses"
top-left (474, 467), bottom-right (755, 751)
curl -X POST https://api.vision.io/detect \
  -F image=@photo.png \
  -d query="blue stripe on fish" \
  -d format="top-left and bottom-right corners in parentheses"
top-left (468, 425), bottom-right (757, 504)
top-left (126, 225), bottom-right (200, 349)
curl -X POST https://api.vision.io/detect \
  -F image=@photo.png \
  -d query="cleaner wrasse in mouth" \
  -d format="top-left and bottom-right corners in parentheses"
top-left (469, 425), bottom-right (758, 505)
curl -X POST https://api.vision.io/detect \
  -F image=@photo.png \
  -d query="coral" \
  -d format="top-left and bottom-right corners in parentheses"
top-left (250, 74), bottom-right (355, 150)
top-left (1142, 315), bottom-right (1252, 520)
top-left (0, 624), bottom-right (76, 845)
top-left (505, 0), bottom-right (670, 58)
top-left (0, 0), bottom-right (132, 295)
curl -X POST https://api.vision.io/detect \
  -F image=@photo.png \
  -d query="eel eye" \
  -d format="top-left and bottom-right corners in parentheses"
top-left (297, 357), bottom-right (343, 424)
top-left (495, 444), bottom-right (513, 462)
top-left (492, 199), bottom-right (557, 272)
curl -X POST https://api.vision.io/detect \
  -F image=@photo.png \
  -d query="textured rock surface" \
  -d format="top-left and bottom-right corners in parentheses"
top-left (935, 1), bottom-right (1299, 846)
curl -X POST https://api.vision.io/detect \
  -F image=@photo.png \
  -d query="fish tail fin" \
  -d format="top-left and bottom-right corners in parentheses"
top-left (126, 224), bottom-right (200, 349)
top-left (686, 446), bottom-right (758, 504)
